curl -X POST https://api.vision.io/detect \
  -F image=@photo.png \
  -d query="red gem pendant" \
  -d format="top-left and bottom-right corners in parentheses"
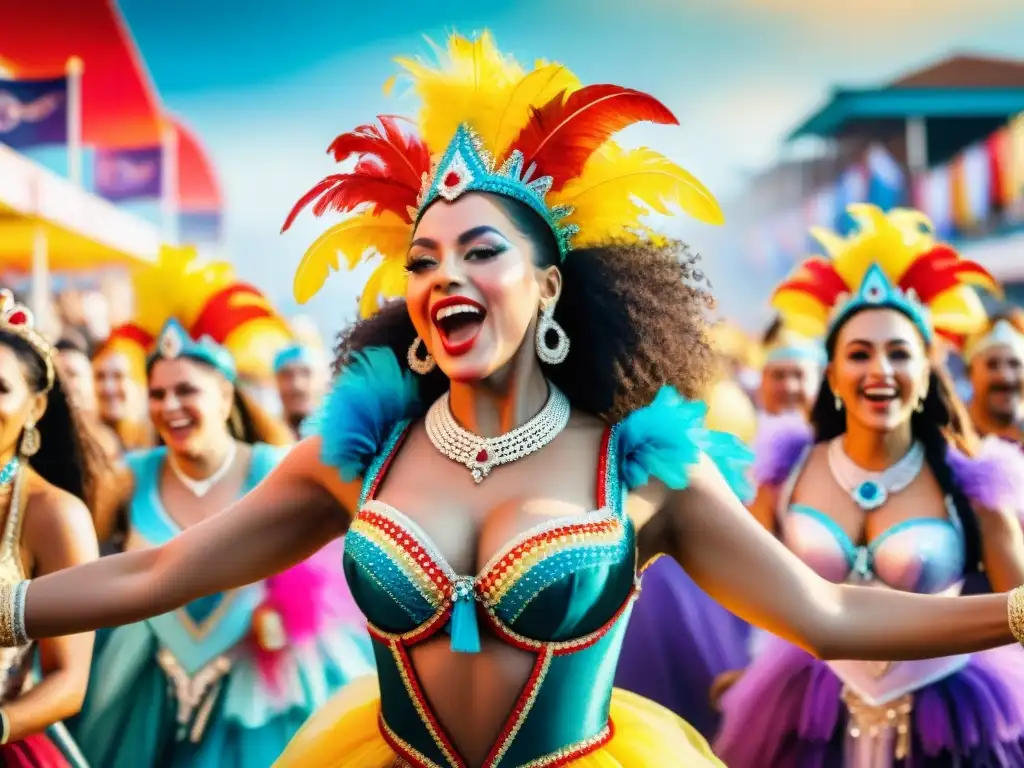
top-left (7, 310), bottom-right (27, 326)
top-left (475, 448), bottom-right (489, 463)
top-left (443, 171), bottom-right (460, 188)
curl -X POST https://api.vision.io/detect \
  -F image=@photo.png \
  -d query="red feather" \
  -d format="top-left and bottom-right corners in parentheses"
top-left (511, 85), bottom-right (678, 192)
top-left (897, 245), bottom-right (995, 304)
top-left (281, 116), bottom-right (430, 233)
top-left (327, 115), bottom-right (429, 190)
top-left (773, 258), bottom-right (848, 307)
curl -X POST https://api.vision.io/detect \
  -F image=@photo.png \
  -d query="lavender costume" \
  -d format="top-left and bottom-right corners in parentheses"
top-left (716, 415), bottom-right (1024, 767)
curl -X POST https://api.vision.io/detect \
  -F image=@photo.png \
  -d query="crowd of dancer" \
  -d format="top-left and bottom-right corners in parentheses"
top-left (0, 30), bottom-right (1023, 768)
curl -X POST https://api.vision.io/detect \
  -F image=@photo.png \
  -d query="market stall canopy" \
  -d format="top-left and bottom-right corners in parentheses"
top-left (0, 143), bottom-right (161, 270)
top-left (0, 0), bottom-right (162, 148)
top-left (172, 116), bottom-right (222, 212)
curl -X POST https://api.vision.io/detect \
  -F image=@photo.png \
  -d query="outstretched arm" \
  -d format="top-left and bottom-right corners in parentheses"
top-left (23, 438), bottom-right (357, 640)
top-left (667, 455), bottom-right (1015, 661)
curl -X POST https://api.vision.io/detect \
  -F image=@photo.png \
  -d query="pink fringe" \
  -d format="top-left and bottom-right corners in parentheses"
top-left (253, 538), bottom-right (364, 692)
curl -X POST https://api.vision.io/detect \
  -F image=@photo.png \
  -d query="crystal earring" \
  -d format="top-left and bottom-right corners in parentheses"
top-left (20, 423), bottom-right (40, 458)
top-left (834, 394), bottom-right (843, 412)
top-left (915, 395), bottom-right (926, 413)
top-left (535, 303), bottom-right (569, 365)
top-left (407, 336), bottom-right (436, 375)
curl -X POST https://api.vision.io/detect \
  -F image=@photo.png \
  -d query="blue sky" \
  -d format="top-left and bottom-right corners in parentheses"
top-left (114, 0), bottom-right (1024, 335)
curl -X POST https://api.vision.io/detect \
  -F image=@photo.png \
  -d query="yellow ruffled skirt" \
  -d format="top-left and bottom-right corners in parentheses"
top-left (274, 675), bottom-right (723, 767)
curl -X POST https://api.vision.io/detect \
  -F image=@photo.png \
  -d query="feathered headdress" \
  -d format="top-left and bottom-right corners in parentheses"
top-left (772, 204), bottom-right (999, 349)
top-left (282, 31), bottom-right (723, 316)
top-left (100, 245), bottom-right (295, 382)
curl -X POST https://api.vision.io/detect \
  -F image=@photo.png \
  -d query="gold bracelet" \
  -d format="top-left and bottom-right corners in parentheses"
top-left (0, 708), bottom-right (9, 745)
top-left (0, 581), bottom-right (30, 648)
top-left (1009, 585), bottom-right (1024, 647)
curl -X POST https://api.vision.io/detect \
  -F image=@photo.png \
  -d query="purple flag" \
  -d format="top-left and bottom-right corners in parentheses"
top-left (94, 146), bottom-right (162, 201)
top-left (0, 76), bottom-right (68, 149)
top-left (179, 211), bottom-right (223, 244)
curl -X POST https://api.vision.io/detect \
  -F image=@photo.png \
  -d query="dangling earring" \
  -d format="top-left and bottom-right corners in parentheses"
top-left (20, 423), bottom-right (39, 458)
top-left (407, 336), bottom-right (436, 375)
top-left (535, 302), bottom-right (569, 365)
top-left (915, 395), bottom-right (926, 413)
top-left (834, 394), bottom-right (843, 412)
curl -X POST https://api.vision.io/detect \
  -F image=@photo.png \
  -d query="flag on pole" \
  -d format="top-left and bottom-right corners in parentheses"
top-left (94, 146), bottom-right (163, 201)
top-left (0, 75), bottom-right (68, 148)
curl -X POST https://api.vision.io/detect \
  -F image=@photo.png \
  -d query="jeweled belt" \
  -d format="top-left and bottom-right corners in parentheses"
top-left (830, 654), bottom-right (969, 766)
top-left (155, 648), bottom-right (233, 743)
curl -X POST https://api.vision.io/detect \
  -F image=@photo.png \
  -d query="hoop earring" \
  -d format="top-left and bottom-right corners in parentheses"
top-left (407, 336), bottom-right (436, 375)
top-left (834, 394), bottom-right (843, 412)
top-left (535, 303), bottom-right (569, 365)
top-left (20, 423), bottom-right (39, 458)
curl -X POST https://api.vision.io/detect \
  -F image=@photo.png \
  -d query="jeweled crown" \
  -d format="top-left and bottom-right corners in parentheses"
top-left (149, 319), bottom-right (238, 383)
top-left (0, 289), bottom-right (54, 392)
top-left (829, 264), bottom-right (932, 343)
top-left (416, 125), bottom-right (579, 260)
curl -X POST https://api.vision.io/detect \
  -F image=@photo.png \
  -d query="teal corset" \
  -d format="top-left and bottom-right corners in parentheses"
top-left (125, 445), bottom-right (285, 676)
top-left (345, 422), bottom-right (637, 767)
top-left (310, 348), bottom-right (754, 768)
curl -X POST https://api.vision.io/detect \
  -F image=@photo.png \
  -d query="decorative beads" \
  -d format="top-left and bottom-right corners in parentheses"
top-left (1009, 585), bottom-right (1024, 648)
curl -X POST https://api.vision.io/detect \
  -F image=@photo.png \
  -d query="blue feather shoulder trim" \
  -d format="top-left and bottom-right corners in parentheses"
top-left (616, 386), bottom-right (754, 501)
top-left (302, 347), bottom-right (421, 481)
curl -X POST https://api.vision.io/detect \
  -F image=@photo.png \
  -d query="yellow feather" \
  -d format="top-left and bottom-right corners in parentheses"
top-left (292, 210), bottom-right (410, 305)
top-left (394, 32), bottom-right (525, 155)
top-left (358, 258), bottom-right (408, 318)
top-left (489, 63), bottom-right (581, 159)
top-left (551, 145), bottom-right (722, 246)
top-left (808, 226), bottom-right (846, 258)
top-left (930, 287), bottom-right (990, 335)
top-left (770, 290), bottom-right (830, 339)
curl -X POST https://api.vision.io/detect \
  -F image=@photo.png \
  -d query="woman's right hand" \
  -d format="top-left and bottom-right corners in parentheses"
top-left (20, 437), bottom-right (359, 642)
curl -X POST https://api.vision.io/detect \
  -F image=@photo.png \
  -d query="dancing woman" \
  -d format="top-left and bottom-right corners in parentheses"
top-left (0, 291), bottom-right (101, 766)
top-left (71, 319), bottom-right (373, 768)
top-left (2, 34), bottom-right (1024, 768)
top-left (716, 206), bottom-right (1024, 766)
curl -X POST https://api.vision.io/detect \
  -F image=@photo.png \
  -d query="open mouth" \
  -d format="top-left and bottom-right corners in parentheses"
top-left (165, 416), bottom-right (196, 442)
top-left (860, 385), bottom-right (899, 407)
top-left (431, 297), bottom-right (487, 356)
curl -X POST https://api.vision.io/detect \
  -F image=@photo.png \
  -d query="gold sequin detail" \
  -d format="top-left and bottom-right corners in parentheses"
top-left (487, 650), bottom-right (553, 766)
top-left (386, 640), bottom-right (460, 768)
top-left (518, 723), bottom-right (613, 767)
top-left (1009, 586), bottom-right (1024, 647)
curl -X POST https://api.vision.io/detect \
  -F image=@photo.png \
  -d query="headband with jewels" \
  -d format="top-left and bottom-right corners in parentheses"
top-left (280, 31), bottom-right (724, 318)
top-left (0, 290), bottom-right (55, 392)
top-left (148, 319), bottom-right (237, 383)
top-left (764, 327), bottom-right (826, 367)
top-left (964, 317), bottom-right (1024, 362)
top-left (771, 204), bottom-right (1000, 351)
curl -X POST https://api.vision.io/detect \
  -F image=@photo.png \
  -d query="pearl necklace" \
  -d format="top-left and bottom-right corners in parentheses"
top-left (827, 438), bottom-right (925, 511)
top-left (167, 441), bottom-right (238, 497)
top-left (425, 385), bottom-right (571, 483)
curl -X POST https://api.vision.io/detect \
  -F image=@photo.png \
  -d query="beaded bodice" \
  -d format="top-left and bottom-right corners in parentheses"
top-left (778, 450), bottom-right (965, 594)
top-left (344, 421), bottom-right (638, 768)
top-left (0, 475), bottom-right (34, 704)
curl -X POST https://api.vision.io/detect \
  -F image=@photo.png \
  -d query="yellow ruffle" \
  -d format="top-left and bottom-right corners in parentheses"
top-left (274, 676), bottom-right (723, 767)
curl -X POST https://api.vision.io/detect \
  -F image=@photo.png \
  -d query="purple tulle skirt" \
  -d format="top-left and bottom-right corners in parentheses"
top-left (615, 556), bottom-right (752, 739)
top-left (716, 634), bottom-right (1024, 767)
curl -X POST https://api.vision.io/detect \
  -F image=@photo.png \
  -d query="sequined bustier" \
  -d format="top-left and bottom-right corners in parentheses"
top-left (777, 450), bottom-right (966, 594)
top-left (344, 421), bottom-right (638, 768)
top-left (0, 483), bottom-right (34, 704)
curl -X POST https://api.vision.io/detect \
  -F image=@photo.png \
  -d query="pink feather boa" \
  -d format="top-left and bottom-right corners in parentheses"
top-left (252, 538), bottom-right (365, 691)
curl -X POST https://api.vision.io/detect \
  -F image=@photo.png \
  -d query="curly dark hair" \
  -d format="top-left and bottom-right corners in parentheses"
top-left (1, 331), bottom-right (113, 506)
top-left (334, 194), bottom-right (716, 423)
top-left (811, 310), bottom-right (983, 574)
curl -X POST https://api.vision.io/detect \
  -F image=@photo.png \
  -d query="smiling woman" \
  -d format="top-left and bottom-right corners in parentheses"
top-left (718, 205), bottom-right (1024, 767)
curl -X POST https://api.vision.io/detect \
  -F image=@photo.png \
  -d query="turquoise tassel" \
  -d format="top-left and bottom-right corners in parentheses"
top-left (449, 578), bottom-right (480, 653)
